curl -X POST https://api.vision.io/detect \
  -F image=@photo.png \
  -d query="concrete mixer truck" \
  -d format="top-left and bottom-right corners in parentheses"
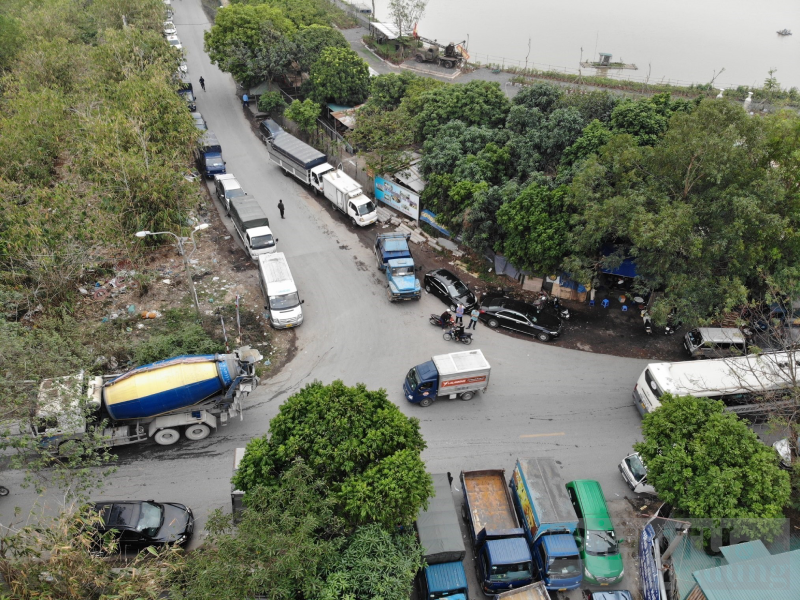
top-left (29, 347), bottom-right (262, 453)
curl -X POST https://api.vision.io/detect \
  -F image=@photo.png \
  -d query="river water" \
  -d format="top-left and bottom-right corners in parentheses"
top-left (371, 0), bottom-right (800, 90)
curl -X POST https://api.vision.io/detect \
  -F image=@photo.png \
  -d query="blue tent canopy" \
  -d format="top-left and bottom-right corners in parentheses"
top-left (601, 245), bottom-right (638, 279)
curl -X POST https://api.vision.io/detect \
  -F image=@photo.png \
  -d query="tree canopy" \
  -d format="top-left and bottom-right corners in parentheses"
top-left (635, 394), bottom-right (790, 539)
top-left (233, 380), bottom-right (433, 528)
top-left (310, 46), bottom-right (371, 105)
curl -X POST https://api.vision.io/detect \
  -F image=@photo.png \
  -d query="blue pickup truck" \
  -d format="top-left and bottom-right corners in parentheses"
top-left (374, 232), bottom-right (421, 301)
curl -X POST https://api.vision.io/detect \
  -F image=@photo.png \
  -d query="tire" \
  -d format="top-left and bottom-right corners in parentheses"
top-left (375, 247), bottom-right (384, 271)
top-left (415, 54), bottom-right (424, 63)
top-left (0, 486), bottom-right (9, 496)
top-left (387, 286), bottom-right (396, 302)
top-left (444, 61), bottom-right (454, 69)
top-left (313, 186), bottom-right (319, 196)
top-left (419, 398), bottom-right (433, 407)
top-left (487, 318), bottom-right (500, 329)
top-left (537, 332), bottom-right (551, 342)
top-left (461, 391), bottom-right (474, 401)
top-left (154, 428), bottom-right (181, 446)
top-left (282, 168), bottom-right (291, 177)
top-left (462, 335), bottom-right (473, 345)
top-left (351, 217), bottom-right (357, 227)
top-left (443, 332), bottom-right (453, 341)
top-left (425, 283), bottom-right (431, 293)
top-left (184, 423), bottom-right (211, 441)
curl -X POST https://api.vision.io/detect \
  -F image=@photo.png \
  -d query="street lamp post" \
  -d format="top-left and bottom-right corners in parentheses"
top-left (135, 224), bottom-right (209, 317)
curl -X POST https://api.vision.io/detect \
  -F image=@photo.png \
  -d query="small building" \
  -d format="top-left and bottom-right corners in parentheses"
top-left (370, 21), bottom-right (400, 44)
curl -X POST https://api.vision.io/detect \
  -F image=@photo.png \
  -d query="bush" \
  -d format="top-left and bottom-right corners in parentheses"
top-left (257, 91), bottom-right (287, 115)
top-left (133, 309), bottom-right (224, 364)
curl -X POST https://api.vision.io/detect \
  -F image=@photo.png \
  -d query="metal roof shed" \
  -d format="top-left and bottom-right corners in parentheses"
top-left (371, 21), bottom-right (399, 41)
top-left (690, 548), bottom-right (800, 600)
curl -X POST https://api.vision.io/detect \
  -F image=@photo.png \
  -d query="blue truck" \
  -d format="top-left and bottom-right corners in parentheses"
top-left (461, 469), bottom-right (534, 594)
top-left (374, 232), bottom-right (421, 301)
top-left (196, 131), bottom-right (226, 179)
top-left (416, 473), bottom-right (469, 600)
top-left (509, 458), bottom-right (583, 592)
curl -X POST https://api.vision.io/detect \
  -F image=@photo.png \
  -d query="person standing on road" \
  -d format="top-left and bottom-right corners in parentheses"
top-left (242, 93), bottom-right (249, 109)
top-left (199, 76), bottom-right (205, 91)
top-left (455, 303), bottom-right (464, 325)
top-left (467, 307), bottom-right (479, 330)
top-left (278, 199), bottom-right (285, 218)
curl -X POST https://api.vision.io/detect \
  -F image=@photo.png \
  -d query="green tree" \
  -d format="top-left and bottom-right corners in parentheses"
top-left (310, 47), bottom-right (370, 105)
top-left (559, 89), bottom-right (619, 124)
top-left (0, 14), bottom-right (23, 71)
top-left (367, 71), bottom-right (421, 111)
top-left (560, 119), bottom-right (612, 167)
top-left (634, 394), bottom-right (790, 540)
top-left (497, 183), bottom-right (571, 274)
top-left (233, 380), bottom-right (433, 528)
top-left (387, 0), bottom-right (428, 38)
top-left (320, 524), bottom-right (425, 600)
top-left (257, 90), bottom-right (288, 114)
top-left (294, 24), bottom-right (349, 73)
top-left (284, 98), bottom-right (321, 135)
top-left (610, 97), bottom-right (669, 146)
top-left (173, 461), bottom-right (345, 600)
top-left (512, 81), bottom-right (564, 114)
top-left (348, 105), bottom-right (414, 175)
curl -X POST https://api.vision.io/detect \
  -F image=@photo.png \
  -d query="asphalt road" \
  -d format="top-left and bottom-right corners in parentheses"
top-left (0, 1), bottom-right (652, 589)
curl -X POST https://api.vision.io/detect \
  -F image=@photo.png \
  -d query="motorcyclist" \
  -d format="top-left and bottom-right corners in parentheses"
top-left (453, 323), bottom-right (466, 340)
top-left (440, 309), bottom-right (452, 329)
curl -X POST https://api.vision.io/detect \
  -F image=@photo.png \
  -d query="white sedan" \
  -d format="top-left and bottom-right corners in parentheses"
top-left (166, 35), bottom-right (182, 51)
top-left (164, 21), bottom-right (177, 36)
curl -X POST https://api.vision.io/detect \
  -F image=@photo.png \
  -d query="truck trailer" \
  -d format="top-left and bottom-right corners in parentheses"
top-left (30, 347), bottom-right (262, 453)
top-left (509, 458), bottom-right (583, 591)
top-left (460, 469), bottom-right (534, 594)
top-left (267, 132), bottom-right (334, 187)
top-left (416, 473), bottom-right (469, 600)
top-left (229, 198), bottom-right (277, 259)
top-left (318, 169), bottom-right (377, 227)
top-left (404, 350), bottom-right (490, 407)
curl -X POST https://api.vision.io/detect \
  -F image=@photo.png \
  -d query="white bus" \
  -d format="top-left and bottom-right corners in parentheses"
top-left (633, 351), bottom-right (798, 417)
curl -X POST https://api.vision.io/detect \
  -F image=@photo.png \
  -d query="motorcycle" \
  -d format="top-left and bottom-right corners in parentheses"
top-left (443, 327), bottom-right (473, 345)
top-left (534, 292), bottom-right (570, 321)
top-left (0, 485), bottom-right (9, 497)
top-left (429, 313), bottom-right (454, 328)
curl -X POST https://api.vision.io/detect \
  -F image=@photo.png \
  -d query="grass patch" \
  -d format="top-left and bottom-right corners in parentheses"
top-left (133, 308), bottom-right (225, 365)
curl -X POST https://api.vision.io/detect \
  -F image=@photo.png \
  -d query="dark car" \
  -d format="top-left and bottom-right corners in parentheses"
top-left (479, 294), bottom-right (563, 342)
top-left (423, 268), bottom-right (477, 310)
top-left (177, 83), bottom-right (196, 112)
top-left (259, 118), bottom-right (285, 145)
top-left (92, 500), bottom-right (193, 553)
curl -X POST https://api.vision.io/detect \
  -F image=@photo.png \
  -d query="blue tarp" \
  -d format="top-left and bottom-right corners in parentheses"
top-left (601, 245), bottom-right (638, 279)
top-left (558, 273), bottom-right (587, 293)
top-left (420, 210), bottom-right (451, 236)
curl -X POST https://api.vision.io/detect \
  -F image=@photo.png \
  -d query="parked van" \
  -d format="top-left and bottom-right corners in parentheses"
top-left (214, 173), bottom-right (247, 214)
top-left (564, 480), bottom-right (623, 586)
top-left (258, 253), bottom-right (304, 329)
top-left (229, 198), bottom-right (277, 259)
top-left (683, 327), bottom-right (747, 359)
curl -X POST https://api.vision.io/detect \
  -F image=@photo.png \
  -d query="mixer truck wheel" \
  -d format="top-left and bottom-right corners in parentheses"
top-left (185, 424), bottom-right (211, 441)
top-left (154, 428), bottom-right (181, 446)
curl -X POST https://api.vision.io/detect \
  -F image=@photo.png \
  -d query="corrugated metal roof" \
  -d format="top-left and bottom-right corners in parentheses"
top-left (541, 533), bottom-right (579, 557)
top-left (720, 540), bottom-right (770, 564)
top-left (487, 537), bottom-right (531, 565)
top-left (424, 562), bottom-right (468, 595)
top-left (692, 549), bottom-right (800, 600)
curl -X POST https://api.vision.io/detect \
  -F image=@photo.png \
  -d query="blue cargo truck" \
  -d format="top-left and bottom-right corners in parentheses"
top-left (374, 232), bottom-right (421, 301)
top-left (460, 469), bottom-right (534, 594)
top-left (416, 473), bottom-right (469, 600)
top-left (196, 131), bottom-right (226, 178)
top-left (509, 458), bottom-right (583, 592)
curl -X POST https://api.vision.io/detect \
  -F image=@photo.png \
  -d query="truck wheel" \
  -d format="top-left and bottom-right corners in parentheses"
top-left (537, 332), bottom-right (551, 342)
top-left (487, 318), bottom-right (500, 329)
top-left (154, 428), bottom-right (181, 446)
top-left (461, 391), bottom-right (474, 401)
top-left (415, 54), bottom-right (424, 63)
top-left (282, 168), bottom-right (291, 177)
top-left (444, 60), bottom-right (454, 69)
top-left (419, 398), bottom-right (433, 407)
top-left (185, 423), bottom-right (211, 441)
top-left (351, 216), bottom-right (358, 227)
top-left (443, 332), bottom-right (453, 341)
top-left (313, 186), bottom-right (319, 196)
top-left (386, 286), bottom-right (396, 302)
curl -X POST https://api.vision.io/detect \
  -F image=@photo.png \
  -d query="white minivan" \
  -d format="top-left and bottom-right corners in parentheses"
top-left (258, 253), bottom-right (303, 329)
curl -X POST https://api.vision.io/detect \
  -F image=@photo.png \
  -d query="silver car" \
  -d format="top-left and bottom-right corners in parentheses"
top-left (618, 452), bottom-right (656, 494)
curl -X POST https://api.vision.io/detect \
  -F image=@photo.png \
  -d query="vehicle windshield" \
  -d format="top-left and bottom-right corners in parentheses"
top-left (548, 556), bottom-right (581, 579)
top-left (585, 530), bottom-right (619, 557)
top-left (250, 234), bottom-right (275, 250)
top-left (406, 367), bottom-right (421, 391)
top-left (358, 201), bottom-right (376, 215)
top-left (447, 279), bottom-right (469, 297)
top-left (269, 292), bottom-right (300, 310)
top-left (687, 329), bottom-right (702, 346)
top-left (168, 39), bottom-right (181, 47)
top-left (227, 188), bottom-right (246, 200)
top-left (489, 562), bottom-right (532, 582)
top-left (179, 91), bottom-right (194, 102)
top-left (136, 501), bottom-right (163, 536)
top-left (392, 266), bottom-right (413, 276)
top-left (206, 156), bottom-right (224, 167)
top-left (625, 454), bottom-right (647, 483)
top-left (644, 369), bottom-right (663, 398)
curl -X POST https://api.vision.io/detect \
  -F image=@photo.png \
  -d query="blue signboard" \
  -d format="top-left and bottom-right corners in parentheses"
top-left (420, 209), bottom-right (451, 236)
top-left (640, 524), bottom-right (661, 600)
top-left (374, 176), bottom-right (419, 220)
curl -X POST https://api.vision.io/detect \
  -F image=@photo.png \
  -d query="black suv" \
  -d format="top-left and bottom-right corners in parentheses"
top-left (92, 500), bottom-right (193, 553)
top-left (423, 268), bottom-right (477, 311)
top-left (479, 294), bottom-right (563, 341)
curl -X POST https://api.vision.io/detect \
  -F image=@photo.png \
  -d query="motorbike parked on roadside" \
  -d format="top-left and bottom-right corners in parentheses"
top-left (534, 291), bottom-right (570, 321)
top-left (443, 326), bottom-right (473, 345)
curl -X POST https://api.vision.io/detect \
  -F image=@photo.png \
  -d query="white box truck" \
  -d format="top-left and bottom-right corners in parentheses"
top-left (258, 252), bottom-right (304, 329)
top-left (403, 349), bottom-right (491, 407)
top-left (229, 198), bottom-right (278, 259)
top-left (319, 169), bottom-right (377, 227)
